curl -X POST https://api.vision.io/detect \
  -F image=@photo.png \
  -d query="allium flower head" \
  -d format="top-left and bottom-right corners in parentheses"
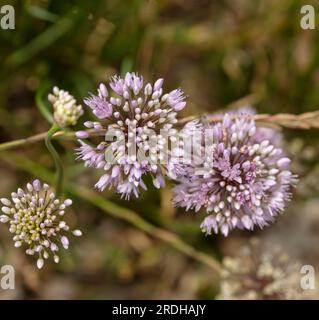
top-left (218, 239), bottom-right (317, 300)
top-left (76, 72), bottom-right (187, 199)
top-left (0, 180), bottom-right (82, 269)
top-left (172, 112), bottom-right (297, 236)
top-left (48, 86), bottom-right (83, 128)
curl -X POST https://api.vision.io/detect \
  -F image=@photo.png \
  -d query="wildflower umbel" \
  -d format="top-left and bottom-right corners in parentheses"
top-left (172, 112), bottom-right (297, 236)
top-left (0, 180), bottom-right (82, 269)
top-left (48, 86), bottom-right (83, 128)
top-left (218, 239), bottom-right (316, 300)
top-left (76, 72), bottom-right (186, 199)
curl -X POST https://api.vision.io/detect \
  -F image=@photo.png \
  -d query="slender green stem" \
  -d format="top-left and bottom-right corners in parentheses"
top-left (45, 123), bottom-right (63, 197)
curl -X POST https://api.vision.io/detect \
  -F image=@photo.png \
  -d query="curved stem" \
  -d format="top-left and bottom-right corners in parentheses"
top-left (45, 123), bottom-right (63, 197)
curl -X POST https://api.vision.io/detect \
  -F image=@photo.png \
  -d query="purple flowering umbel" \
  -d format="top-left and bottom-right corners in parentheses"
top-left (172, 113), bottom-right (297, 236)
top-left (76, 72), bottom-right (186, 199)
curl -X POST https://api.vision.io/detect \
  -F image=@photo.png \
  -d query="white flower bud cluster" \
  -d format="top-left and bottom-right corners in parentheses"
top-left (0, 180), bottom-right (82, 269)
top-left (49, 86), bottom-right (83, 128)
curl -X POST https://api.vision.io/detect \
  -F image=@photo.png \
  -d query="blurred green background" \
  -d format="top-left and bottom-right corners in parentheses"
top-left (0, 0), bottom-right (319, 299)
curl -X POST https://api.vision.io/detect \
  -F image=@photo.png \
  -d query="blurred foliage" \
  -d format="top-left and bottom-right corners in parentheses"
top-left (0, 0), bottom-right (319, 299)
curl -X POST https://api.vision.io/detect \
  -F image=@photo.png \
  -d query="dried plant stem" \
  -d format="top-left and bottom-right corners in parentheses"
top-left (0, 130), bottom-right (68, 151)
top-left (0, 129), bottom-right (95, 152)
top-left (0, 152), bottom-right (222, 274)
top-left (74, 185), bottom-right (222, 274)
top-left (178, 111), bottom-right (319, 129)
top-left (0, 110), bottom-right (318, 153)
top-left (0, 132), bottom-right (48, 151)
top-left (252, 112), bottom-right (319, 129)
